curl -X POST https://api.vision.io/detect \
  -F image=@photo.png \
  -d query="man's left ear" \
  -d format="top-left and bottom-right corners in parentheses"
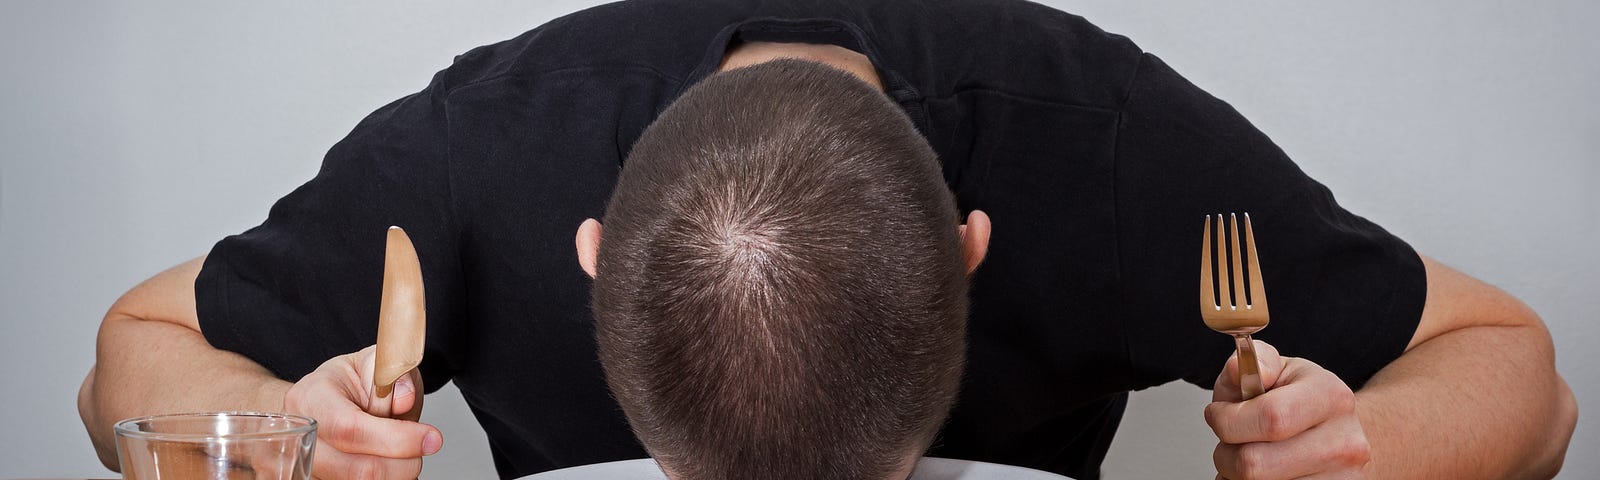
top-left (576, 218), bottom-right (603, 278)
top-left (958, 210), bottom-right (991, 276)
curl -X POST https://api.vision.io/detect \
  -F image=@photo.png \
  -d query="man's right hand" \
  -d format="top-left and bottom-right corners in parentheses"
top-left (81, 257), bottom-right (445, 479)
top-left (286, 345), bottom-right (443, 479)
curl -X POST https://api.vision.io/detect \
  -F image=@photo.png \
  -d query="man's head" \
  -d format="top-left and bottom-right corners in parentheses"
top-left (583, 59), bottom-right (984, 479)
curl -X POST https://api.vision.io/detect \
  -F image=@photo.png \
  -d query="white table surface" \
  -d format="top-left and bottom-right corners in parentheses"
top-left (520, 457), bottom-right (1071, 479)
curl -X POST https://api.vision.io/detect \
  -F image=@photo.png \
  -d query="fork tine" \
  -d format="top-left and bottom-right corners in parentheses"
top-left (1244, 213), bottom-right (1268, 311)
top-left (1229, 213), bottom-right (1246, 310)
top-left (1201, 215), bottom-right (1216, 309)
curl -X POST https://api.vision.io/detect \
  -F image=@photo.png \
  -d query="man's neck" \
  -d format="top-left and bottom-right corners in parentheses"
top-left (717, 41), bottom-right (885, 91)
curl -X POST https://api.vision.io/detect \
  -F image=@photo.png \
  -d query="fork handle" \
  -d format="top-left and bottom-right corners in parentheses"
top-left (1235, 334), bottom-right (1265, 400)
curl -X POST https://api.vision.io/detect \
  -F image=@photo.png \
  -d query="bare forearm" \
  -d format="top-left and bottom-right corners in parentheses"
top-left (79, 314), bottom-right (291, 470)
top-left (1356, 324), bottom-right (1576, 478)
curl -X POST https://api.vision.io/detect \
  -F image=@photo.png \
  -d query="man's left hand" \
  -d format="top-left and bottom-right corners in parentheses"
top-left (1205, 340), bottom-right (1372, 479)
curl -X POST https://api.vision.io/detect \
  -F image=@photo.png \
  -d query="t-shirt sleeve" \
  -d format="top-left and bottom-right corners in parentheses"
top-left (195, 84), bottom-right (465, 392)
top-left (1112, 53), bottom-right (1427, 391)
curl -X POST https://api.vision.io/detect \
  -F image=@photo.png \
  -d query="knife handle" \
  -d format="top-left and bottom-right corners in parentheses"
top-left (367, 381), bottom-right (396, 418)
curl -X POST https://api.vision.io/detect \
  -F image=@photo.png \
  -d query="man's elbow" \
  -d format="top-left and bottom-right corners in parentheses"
top-left (78, 364), bottom-right (121, 472)
top-left (1534, 375), bottom-right (1578, 477)
top-left (1525, 312), bottom-right (1576, 478)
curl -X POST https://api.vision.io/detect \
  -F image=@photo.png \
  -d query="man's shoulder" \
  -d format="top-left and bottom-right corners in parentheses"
top-left (871, 0), bottom-right (1147, 109)
top-left (427, 1), bottom-right (727, 93)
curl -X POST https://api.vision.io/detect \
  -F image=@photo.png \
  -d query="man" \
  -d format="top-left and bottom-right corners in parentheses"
top-left (78, 1), bottom-right (1576, 479)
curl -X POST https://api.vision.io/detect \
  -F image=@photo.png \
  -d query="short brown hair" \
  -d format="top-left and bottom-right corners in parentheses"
top-left (592, 59), bottom-right (967, 479)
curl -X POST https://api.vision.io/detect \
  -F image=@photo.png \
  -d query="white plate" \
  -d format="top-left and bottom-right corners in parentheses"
top-left (520, 457), bottom-right (1071, 479)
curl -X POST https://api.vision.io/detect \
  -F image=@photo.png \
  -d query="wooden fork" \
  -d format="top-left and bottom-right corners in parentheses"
top-left (1200, 213), bottom-right (1270, 400)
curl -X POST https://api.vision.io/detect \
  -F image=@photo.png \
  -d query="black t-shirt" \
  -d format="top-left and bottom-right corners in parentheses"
top-left (195, 0), bottom-right (1426, 478)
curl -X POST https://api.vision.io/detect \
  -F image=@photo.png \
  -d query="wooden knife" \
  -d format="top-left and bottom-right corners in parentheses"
top-left (368, 226), bottom-right (426, 418)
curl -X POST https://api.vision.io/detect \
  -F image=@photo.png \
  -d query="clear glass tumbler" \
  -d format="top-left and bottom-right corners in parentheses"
top-left (114, 412), bottom-right (316, 479)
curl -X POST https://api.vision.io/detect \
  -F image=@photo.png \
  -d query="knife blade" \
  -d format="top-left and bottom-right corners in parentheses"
top-left (369, 226), bottom-right (426, 418)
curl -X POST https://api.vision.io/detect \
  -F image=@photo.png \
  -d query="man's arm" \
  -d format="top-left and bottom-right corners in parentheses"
top-left (1206, 255), bottom-right (1577, 478)
top-left (78, 256), bottom-right (441, 478)
top-left (1356, 255), bottom-right (1577, 477)
top-left (78, 256), bottom-right (291, 470)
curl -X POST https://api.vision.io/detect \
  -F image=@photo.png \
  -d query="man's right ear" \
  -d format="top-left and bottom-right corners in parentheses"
top-left (576, 218), bottom-right (603, 279)
top-left (958, 210), bottom-right (990, 276)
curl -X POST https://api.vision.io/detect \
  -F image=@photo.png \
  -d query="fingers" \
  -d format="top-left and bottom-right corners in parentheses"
top-left (284, 347), bottom-right (442, 461)
top-left (1207, 356), bottom-right (1353, 443)
top-left (390, 368), bottom-right (425, 421)
top-left (1207, 350), bottom-right (1368, 479)
top-left (318, 397), bottom-right (443, 458)
top-left (1289, 472), bottom-right (1368, 480)
top-left (312, 437), bottom-right (424, 480)
top-left (1213, 340), bottom-right (1284, 402)
top-left (356, 344), bottom-right (425, 420)
top-left (1212, 413), bottom-right (1370, 479)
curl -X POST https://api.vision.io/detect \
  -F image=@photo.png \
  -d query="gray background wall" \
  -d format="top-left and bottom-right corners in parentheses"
top-left (2, 1), bottom-right (1594, 478)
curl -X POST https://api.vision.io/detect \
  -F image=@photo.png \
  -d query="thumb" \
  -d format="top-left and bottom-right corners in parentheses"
top-left (391, 368), bottom-right (425, 421)
top-left (356, 345), bottom-right (425, 420)
top-left (1212, 339), bottom-right (1284, 402)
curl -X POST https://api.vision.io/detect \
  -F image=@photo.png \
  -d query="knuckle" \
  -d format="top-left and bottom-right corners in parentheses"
top-left (324, 412), bottom-right (361, 447)
top-left (1257, 400), bottom-right (1293, 441)
top-left (1234, 443), bottom-right (1268, 480)
top-left (344, 457), bottom-right (383, 480)
top-left (1330, 384), bottom-right (1357, 414)
top-left (1338, 434), bottom-right (1372, 467)
top-left (396, 458), bottom-right (423, 479)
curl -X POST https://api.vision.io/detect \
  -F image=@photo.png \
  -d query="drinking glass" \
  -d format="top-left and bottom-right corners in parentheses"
top-left (114, 412), bottom-right (316, 479)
